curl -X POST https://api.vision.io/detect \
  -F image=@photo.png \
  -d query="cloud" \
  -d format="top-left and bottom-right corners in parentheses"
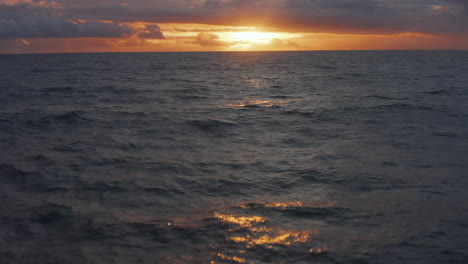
top-left (1, 0), bottom-right (468, 53)
top-left (0, 36), bottom-right (163, 53)
top-left (56, 0), bottom-right (468, 35)
top-left (0, 1), bottom-right (164, 39)
top-left (431, 5), bottom-right (455, 16)
top-left (136, 24), bottom-right (164, 39)
top-left (166, 27), bottom-right (257, 33)
top-left (269, 38), bottom-right (299, 48)
top-left (0, 16), bottom-right (165, 39)
top-left (444, 0), bottom-right (468, 15)
top-left (192, 32), bottom-right (227, 46)
top-left (0, 17), bottom-right (131, 38)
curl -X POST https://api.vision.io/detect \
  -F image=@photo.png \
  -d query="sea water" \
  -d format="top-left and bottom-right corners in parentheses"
top-left (0, 51), bottom-right (468, 263)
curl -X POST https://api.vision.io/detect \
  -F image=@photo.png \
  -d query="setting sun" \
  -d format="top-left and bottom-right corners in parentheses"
top-left (202, 30), bottom-right (303, 50)
top-left (227, 31), bottom-right (281, 44)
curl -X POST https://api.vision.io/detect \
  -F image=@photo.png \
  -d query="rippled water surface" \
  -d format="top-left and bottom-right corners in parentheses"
top-left (1, 51), bottom-right (468, 263)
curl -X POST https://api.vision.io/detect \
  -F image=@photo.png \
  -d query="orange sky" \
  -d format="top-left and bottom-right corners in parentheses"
top-left (1, 0), bottom-right (468, 53)
top-left (4, 23), bottom-right (468, 54)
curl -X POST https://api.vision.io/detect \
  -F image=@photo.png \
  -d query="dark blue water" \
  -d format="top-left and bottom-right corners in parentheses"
top-left (1, 51), bottom-right (468, 264)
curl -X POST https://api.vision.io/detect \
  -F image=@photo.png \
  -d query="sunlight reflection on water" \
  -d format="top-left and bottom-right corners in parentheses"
top-left (208, 201), bottom-right (330, 264)
top-left (225, 99), bottom-right (289, 109)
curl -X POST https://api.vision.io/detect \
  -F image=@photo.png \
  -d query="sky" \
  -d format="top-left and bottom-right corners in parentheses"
top-left (1, 0), bottom-right (468, 53)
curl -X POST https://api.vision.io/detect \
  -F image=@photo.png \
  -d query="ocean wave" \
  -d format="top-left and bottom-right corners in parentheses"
top-left (426, 89), bottom-right (449, 95)
top-left (26, 111), bottom-right (93, 128)
top-left (187, 119), bottom-right (237, 131)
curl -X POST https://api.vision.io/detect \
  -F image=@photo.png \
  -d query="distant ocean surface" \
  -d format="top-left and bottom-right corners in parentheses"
top-left (1, 51), bottom-right (468, 264)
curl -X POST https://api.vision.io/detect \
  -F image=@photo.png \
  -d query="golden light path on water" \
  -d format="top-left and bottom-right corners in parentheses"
top-left (163, 201), bottom-right (336, 263)
top-left (225, 99), bottom-right (290, 109)
top-left (208, 201), bottom-right (333, 264)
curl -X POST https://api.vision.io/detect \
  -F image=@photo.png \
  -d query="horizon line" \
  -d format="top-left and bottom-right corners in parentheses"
top-left (2, 49), bottom-right (468, 56)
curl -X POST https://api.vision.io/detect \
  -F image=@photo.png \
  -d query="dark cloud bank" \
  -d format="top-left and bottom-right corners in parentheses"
top-left (0, 1), bottom-right (164, 39)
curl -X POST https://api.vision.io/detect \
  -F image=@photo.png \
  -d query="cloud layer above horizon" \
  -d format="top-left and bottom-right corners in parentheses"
top-left (1, 0), bottom-right (468, 52)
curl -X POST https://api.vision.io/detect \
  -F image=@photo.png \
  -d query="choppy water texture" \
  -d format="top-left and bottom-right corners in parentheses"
top-left (1, 51), bottom-right (468, 264)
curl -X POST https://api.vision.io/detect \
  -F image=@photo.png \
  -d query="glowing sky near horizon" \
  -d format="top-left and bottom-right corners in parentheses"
top-left (1, 0), bottom-right (468, 53)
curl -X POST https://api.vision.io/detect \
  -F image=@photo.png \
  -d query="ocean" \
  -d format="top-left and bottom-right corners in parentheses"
top-left (0, 51), bottom-right (467, 264)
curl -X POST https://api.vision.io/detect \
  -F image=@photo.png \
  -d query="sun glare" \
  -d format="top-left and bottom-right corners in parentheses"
top-left (225, 31), bottom-right (281, 44)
